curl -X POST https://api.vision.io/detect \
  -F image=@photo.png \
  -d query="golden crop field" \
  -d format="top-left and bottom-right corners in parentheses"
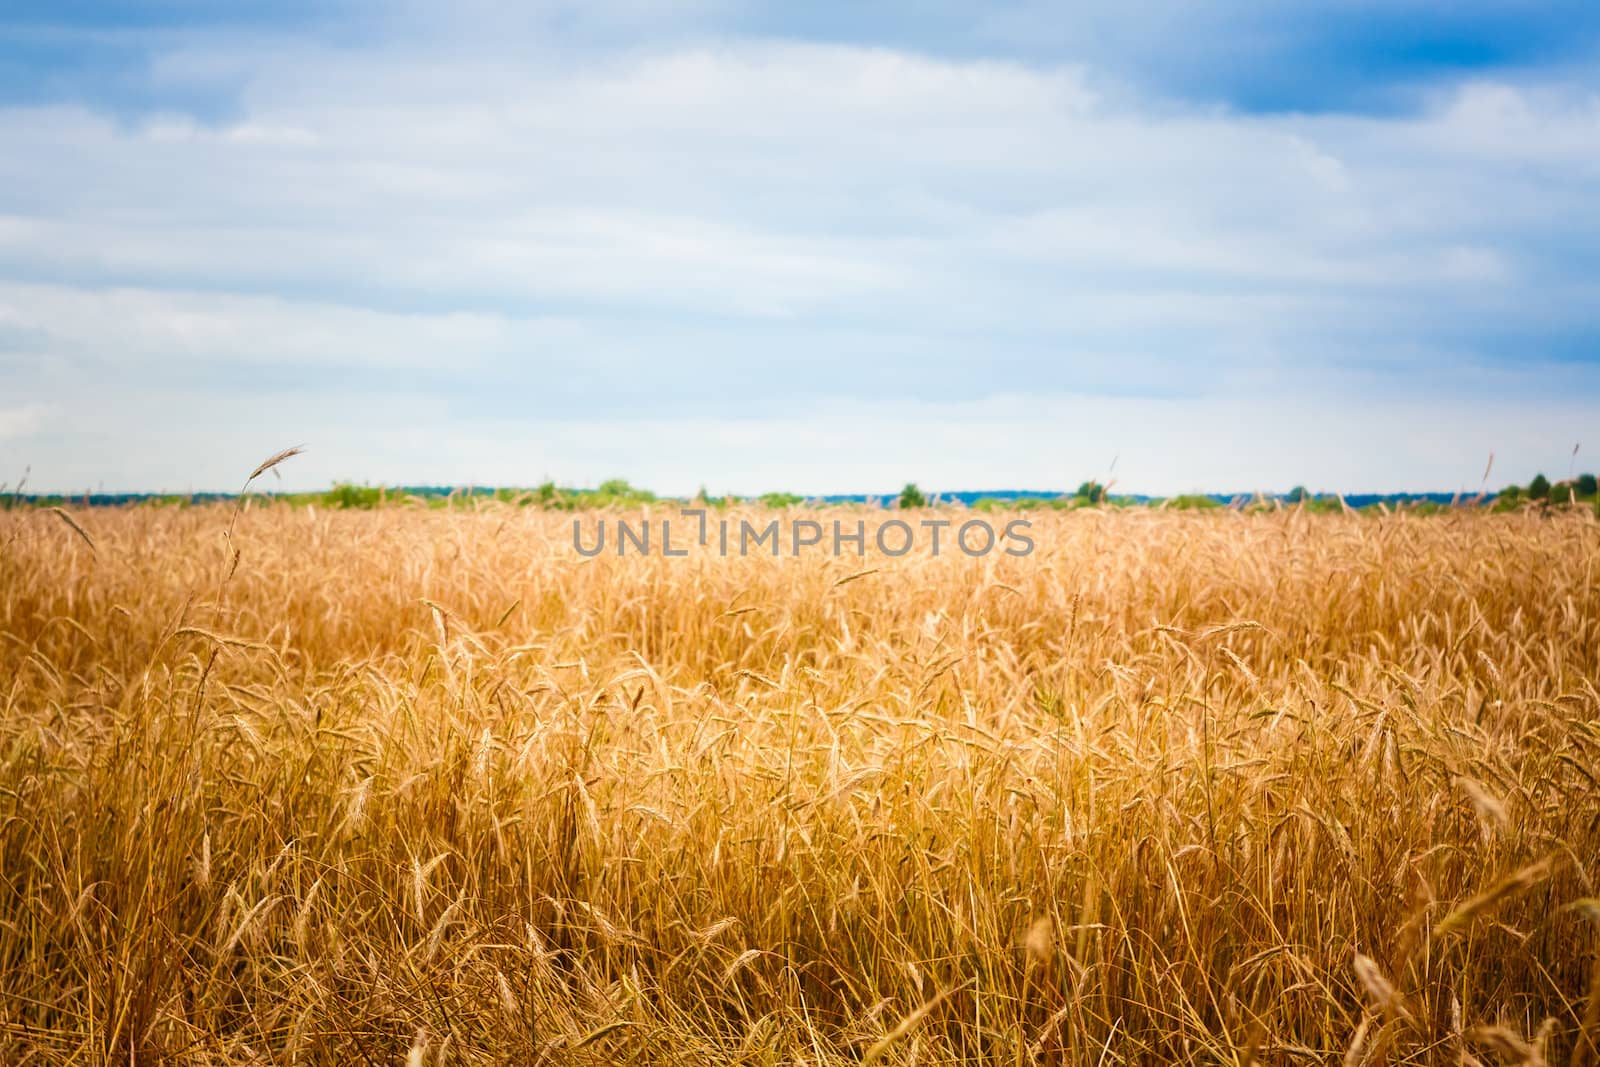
top-left (2, 503), bottom-right (1598, 1065)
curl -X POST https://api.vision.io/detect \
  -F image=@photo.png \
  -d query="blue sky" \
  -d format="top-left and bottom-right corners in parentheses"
top-left (1, 1), bottom-right (1597, 495)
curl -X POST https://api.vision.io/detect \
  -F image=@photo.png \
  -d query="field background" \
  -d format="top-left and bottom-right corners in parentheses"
top-left (2, 504), bottom-right (1598, 1065)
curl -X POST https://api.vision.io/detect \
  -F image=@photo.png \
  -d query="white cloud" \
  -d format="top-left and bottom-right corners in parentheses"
top-left (0, 403), bottom-right (52, 442)
top-left (0, 282), bottom-right (573, 371)
top-left (0, 29), bottom-right (1595, 492)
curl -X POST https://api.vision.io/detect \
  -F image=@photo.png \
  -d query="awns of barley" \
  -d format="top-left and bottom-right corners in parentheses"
top-left (0, 502), bottom-right (1595, 1064)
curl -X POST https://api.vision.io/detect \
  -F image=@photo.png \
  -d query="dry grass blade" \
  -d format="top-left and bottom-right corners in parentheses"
top-left (860, 978), bottom-right (974, 1065)
top-left (1569, 900), bottom-right (1600, 1067)
top-left (173, 626), bottom-right (274, 653)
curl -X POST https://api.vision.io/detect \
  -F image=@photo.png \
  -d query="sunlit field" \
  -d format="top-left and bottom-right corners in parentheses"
top-left (2, 502), bottom-right (1598, 1065)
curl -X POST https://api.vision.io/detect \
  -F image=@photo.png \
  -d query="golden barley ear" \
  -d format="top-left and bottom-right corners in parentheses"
top-left (220, 445), bottom-right (305, 592)
top-left (247, 446), bottom-right (306, 485)
top-left (47, 506), bottom-right (95, 553)
top-left (1353, 953), bottom-right (1412, 1024)
top-left (1434, 855), bottom-right (1561, 938)
top-left (1023, 916), bottom-right (1055, 967)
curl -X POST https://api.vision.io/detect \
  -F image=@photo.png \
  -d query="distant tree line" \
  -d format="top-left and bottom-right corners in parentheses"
top-left (1498, 471), bottom-right (1597, 504)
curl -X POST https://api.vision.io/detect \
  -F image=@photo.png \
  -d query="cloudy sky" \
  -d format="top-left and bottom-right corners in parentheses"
top-left (1, 1), bottom-right (1597, 496)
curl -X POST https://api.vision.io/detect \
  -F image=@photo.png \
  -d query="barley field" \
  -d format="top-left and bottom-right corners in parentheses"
top-left (1, 502), bottom-right (1598, 1066)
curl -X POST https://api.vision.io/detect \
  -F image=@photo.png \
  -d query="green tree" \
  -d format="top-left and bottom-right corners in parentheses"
top-left (325, 482), bottom-right (381, 509)
top-left (898, 483), bottom-right (926, 509)
top-left (1577, 473), bottom-right (1597, 496)
top-left (1528, 473), bottom-right (1551, 500)
top-left (1169, 494), bottom-right (1220, 510)
top-left (1075, 480), bottom-right (1105, 504)
top-left (1286, 485), bottom-right (1308, 504)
